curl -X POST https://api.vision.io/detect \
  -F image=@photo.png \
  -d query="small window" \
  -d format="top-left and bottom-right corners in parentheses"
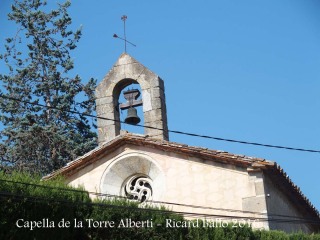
top-left (123, 175), bottom-right (153, 203)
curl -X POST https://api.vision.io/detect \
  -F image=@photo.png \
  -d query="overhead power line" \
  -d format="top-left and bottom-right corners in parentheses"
top-left (1, 191), bottom-right (320, 225)
top-left (0, 94), bottom-right (319, 153)
top-left (1, 178), bottom-right (319, 223)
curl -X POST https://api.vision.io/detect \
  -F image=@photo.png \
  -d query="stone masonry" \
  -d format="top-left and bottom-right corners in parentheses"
top-left (95, 53), bottom-right (169, 144)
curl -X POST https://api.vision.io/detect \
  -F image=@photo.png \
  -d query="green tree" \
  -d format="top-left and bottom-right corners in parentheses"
top-left (0, 0), bottom-right (97, 174)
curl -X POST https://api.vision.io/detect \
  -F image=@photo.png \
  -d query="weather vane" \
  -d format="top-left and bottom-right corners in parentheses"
top-left (113, 15), bottom-right (136, 53)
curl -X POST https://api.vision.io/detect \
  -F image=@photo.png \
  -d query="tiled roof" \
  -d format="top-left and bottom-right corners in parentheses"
top-left (43, 133), bottom-right (320, 221)
top-left (43, 133), bottom-right (274, 178)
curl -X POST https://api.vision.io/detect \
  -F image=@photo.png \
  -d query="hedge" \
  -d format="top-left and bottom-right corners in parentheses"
top-left (0, 171), bottom-right (319, 240)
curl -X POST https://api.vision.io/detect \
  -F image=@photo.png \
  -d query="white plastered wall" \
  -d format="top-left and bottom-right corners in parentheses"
top-left (66, 144), bottom-right (267, 229)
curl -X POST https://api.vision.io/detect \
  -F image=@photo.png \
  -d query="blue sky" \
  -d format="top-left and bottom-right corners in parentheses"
top-left (1, 1), bottom-right (320, 211)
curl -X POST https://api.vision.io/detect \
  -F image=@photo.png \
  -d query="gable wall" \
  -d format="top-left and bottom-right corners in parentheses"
top-left (66, 144), bottom-right (268, 229)
top-left (263, 174), bottom-right (314, 233)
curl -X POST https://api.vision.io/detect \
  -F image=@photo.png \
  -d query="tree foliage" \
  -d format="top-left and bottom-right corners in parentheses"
top-left (0, 0), bottom-right (97, 174)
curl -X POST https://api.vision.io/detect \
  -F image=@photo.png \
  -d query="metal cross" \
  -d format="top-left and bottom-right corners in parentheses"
top-left (121, 15), bottom-right (127, 52)
top-left (113, 15), bottom-right (136, 53)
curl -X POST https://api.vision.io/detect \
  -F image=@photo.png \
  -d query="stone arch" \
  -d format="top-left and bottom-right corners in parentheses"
top-left (100, 152), bottom-right (165, 201)
top-left (95, 53), bottom-right (169, 144)
top-left (111, 78), bottom-right (141, 136)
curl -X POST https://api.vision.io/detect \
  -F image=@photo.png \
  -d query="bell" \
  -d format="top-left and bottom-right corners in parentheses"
top-left (125, 107), bottom-right (141, 125)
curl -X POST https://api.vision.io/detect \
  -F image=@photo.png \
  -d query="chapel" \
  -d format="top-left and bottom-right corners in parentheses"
top-left (45, 53), bottom-right (320, 233)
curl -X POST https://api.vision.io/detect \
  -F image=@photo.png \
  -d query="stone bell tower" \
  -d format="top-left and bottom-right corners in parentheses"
top-left (95, 53), bottom-right (169, 145)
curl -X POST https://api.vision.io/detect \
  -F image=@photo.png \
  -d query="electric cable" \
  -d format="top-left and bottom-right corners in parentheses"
top-left (0, 178), bottom-right (319, 223)
top-left (0, 94), bottom-right (319, 154)
top-left (1, 191), bottom-right (319, 225)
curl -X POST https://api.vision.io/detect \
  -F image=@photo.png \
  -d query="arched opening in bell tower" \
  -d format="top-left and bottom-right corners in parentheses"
top-left (95, 53), bottom-right (169, 144)
top-left (113, 79), bottom-right (144, 135)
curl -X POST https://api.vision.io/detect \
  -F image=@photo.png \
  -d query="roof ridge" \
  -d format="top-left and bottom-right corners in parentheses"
top-left (42, 133), bottom-right (319, 220)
